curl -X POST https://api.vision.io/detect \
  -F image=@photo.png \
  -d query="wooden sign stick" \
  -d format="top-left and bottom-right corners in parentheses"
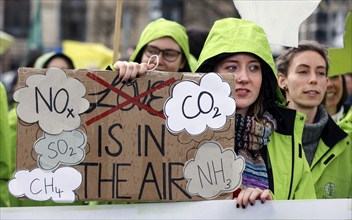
top-left (113, 0), bottom-right (123, 62)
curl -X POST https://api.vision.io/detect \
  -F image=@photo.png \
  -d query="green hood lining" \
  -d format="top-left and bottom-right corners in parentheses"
top-left (34, 52), bottom-right (75, 69)
top-left (196, 18), bottom-right (286, 107)
top-left (129, 18), bottom-right (193, 72)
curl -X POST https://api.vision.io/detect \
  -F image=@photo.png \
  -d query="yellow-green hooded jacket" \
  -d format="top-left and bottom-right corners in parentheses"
top-left (129, 18), bottom-right (194, 72)
top-left (310, 112), bottom-right (351, 199)
top-left (196, 18), bottom-right (316, 200)
top-left (0, 82), bottom-right (11, 207)
top-left (337, 105), bottom-right (352, 141)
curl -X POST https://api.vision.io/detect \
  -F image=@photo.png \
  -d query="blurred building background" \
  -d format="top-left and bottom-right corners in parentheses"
top-left (0, 0), bottom-right (351, 72)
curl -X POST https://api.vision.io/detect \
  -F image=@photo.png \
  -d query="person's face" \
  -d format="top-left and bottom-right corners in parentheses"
top-left (214, 53), bottom-right (262, 115)
top-left (278, 51), bottom-right (328, 111)
top-left (141, 37), bottom-right (185, 72)
top-left (46, 57), bottom-right (71, 69)
top-left (325, 75), bottom-right (343, 108)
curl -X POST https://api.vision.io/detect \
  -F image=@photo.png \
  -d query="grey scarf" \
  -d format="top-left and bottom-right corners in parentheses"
top-left (302, 105), bottom-right (329, 165)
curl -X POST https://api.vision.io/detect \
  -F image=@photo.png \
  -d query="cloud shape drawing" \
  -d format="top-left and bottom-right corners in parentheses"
top-left (34, 129), bottom-right (87, 171)
top-left (8, 167), bottom-right (82, 203)
top-left (13, 67), bottom-right (90, 134)
top-left (184, 141), bottom-right (245, 199)
top-left (164, 72), bottom-right (235, 135)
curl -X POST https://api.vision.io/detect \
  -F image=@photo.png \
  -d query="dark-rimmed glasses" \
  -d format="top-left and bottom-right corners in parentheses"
top-left (144, 45), bottom-right (183, 62)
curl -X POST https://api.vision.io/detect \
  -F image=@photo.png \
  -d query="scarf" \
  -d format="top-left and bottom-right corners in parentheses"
top-left (302, 105), bottom-right (329, 165)
top-left (235, 111), bottom-right (277, 190)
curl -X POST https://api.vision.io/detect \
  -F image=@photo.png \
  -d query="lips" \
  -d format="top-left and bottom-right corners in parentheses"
top-left (326, 91), bottom-right (336, 98)
top-left (235, 88), bottom-right (250, 96)
top-left (236, 89), bottom-right (250, 92)
top-left (303, 90), bottom-right (320, 95)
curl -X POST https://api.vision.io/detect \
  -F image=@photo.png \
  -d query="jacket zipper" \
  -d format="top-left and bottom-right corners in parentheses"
top-left (287, 134), bottom-right (295, 199)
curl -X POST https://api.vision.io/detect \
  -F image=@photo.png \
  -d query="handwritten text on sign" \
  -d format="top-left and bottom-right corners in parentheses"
top-left (11, 68), bottom-right (241, 202)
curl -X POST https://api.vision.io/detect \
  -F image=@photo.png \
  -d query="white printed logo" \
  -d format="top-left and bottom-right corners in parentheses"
top-left (324, 182), bottom-right (335, 196)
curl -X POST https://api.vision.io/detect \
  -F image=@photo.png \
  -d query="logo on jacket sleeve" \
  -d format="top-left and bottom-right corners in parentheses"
top-left (324, 182), bottom-right (335, 196)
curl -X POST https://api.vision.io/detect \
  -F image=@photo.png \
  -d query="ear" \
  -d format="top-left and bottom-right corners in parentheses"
top-left (179, 57), bottom-right (186, 70)
top-left (277, 72), bottom-right (287, 90)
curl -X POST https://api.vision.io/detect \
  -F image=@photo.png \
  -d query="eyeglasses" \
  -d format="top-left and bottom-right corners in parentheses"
top-left (144, 45), bottom-right (182, 62)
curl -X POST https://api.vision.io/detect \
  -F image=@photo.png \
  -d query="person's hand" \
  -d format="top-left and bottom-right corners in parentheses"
top-left (113, 61), bottom-right (155, 82)
top-left (235, 187), bottom-right (272, 208)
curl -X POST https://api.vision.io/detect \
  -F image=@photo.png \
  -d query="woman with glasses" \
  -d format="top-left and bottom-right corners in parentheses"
top-left (110, 18), bottom-right (193, 81)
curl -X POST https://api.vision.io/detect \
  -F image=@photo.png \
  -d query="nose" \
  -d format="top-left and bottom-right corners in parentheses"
top-left (235, 69), bottom-right (249, 83)
top-left (308, 72), bottom-right (318, 84)
top-left (155, 53), bottom-right (166, 66)
top-left (326, 78), bottom-right (333, 87)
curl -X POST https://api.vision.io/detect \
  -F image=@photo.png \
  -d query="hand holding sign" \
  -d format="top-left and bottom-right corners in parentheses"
top-left (13, 67), bottom-right (90, 134)
top-left (164, 72), bottom-right (235, 135)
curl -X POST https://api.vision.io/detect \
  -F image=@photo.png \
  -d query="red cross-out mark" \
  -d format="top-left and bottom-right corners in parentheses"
top-left (85, 72), bottom-right (176, 126)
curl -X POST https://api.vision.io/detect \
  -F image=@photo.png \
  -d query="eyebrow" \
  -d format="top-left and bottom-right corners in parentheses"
top-left (222, 59), bottom-right (260, 64)
top-left (147, 45), bottom-right (181, 52)
top-left (297, 64), bottom-right (326, 69)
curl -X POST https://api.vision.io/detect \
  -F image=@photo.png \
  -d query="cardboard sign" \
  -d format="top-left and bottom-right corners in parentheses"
top-left (10, 67), bottom-right (242, 202)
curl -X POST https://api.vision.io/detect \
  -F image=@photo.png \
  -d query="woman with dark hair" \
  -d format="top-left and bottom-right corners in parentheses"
top-left (34, 51), bottom-right (75, 69)
top-left (323, 74), bottom-right (352, 140)
top-left (195, 18), bottom-right (316, 208)
top-left (325, 75), bottom-right (348, 120)
top-left (276, 40), bottom-right (351, 199)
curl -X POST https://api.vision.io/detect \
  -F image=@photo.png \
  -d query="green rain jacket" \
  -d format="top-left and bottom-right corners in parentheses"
top-left (129, 18), bottom-right (194, 72)
top-left (338, 105), bottom-right (352, 141)
top-left (196, 18), bottom-right (316, 200)
top-left (0, 82), bottom-right (11, 207)
top-left (311, 113), bottom-right (351, 199)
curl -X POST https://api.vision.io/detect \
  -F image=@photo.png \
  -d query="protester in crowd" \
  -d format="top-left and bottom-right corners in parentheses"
top-left (323, 73), bottom-right (352, 140)
top-left (0, 82), bottom-right (12, 207)
top-left (34, 51), bottom-right (75, 69)
top-left (276, 40), bottom-right (351, 199)
top-left (109, 18), bottom-right (194, 81)
top-left (324, 75), bottom-right (349, 121)
top-left (0, 70), bottom-right (17, 110)
top-left (195, 18), bottom-right (316, 208)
